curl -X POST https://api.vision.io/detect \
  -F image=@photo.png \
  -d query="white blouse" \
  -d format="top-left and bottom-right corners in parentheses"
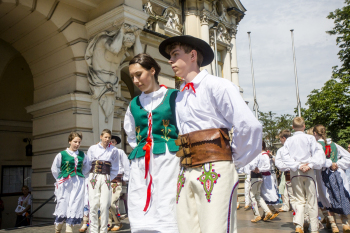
top-left (51, 148), bottom-right (90, 180)
top-left (124, 86), bottom-right (168, 149)
top-left (248, 152), bottom-right (271, 173)
top-left (118, 148), bottom-right (130, 181)
top-left (175, 70), bottom-right (263, 168)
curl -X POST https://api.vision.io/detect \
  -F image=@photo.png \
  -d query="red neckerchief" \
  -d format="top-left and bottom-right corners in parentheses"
top-left (181, 82), bottom-right (196, 93)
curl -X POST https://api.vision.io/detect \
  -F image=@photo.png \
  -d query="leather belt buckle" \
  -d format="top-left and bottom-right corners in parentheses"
top-left (94, 160), bottom-right (99, 173)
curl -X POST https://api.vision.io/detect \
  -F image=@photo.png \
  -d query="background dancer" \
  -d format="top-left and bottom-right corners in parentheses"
top-left (108, 135), bottom-right (130, 232)
top-left (248, 143), bottom-right (274, 223)
top-left (52, 132), bottom-right (90, 233)
top-left (159, 35), bottom-right (262, 233)
top-left (260, 141), bottom-right (280, 220)
top-left (87, 129), bottom-right (120, 233)
top-left (124, 53), bottom-right (180, 233)
top-left (313, 125), bottom-right (350, 233)
top-left (281, 117), bottom-right (325, 233)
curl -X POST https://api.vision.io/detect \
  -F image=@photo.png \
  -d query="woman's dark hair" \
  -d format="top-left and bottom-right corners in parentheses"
top-left (262, 140), bottom-right (267, 151)
top-left (129, 53), bottom-right (161, 84)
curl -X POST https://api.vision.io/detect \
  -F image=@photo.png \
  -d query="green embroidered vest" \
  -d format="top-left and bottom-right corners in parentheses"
top-left (58, 150), bottom-right (85, 179)
top-left (129, 89), bottom-right (179, 160)
top-left (318, 141), bottom-right (338, 162)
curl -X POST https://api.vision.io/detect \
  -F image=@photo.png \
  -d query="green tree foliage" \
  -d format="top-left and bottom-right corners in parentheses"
top-left (258, 111), bottom-right (294, 153)
top-left (301, 1), bottom-right (350, 148)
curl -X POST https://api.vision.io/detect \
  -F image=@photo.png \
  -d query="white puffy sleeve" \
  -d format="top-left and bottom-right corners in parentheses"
top-left (124, 106), bottom-right (137, 149)
top-left (120, 150), bottom-right (130, 181)
top-left (212, 80), bottom-right (262, 168)
top-left (51, 152), bottom-right (62, 180)
top-left (281, 139), bottom-right (301, 172)
top-left (82, 153), bottom-right (91, 177)
top-left (336, 143), bottom-right (350, 170)
top-left (308, 139), bottom-right (326, 170)
top-left (258, 154), bottom-right (271, 172)
top-left (248, 155), bottom-right (259, 171)
top-left (110, 149), bottom-right (120, 179)
top-left (275, 148), bottom-right (290, 172)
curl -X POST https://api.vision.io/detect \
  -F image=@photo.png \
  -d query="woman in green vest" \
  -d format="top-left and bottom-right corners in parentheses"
top-left (124, 53), bottom-right (180, 233)
top-left (313, 124), bottom-right (350, 233)
top-left (51, 132), bottom-right (90, 233)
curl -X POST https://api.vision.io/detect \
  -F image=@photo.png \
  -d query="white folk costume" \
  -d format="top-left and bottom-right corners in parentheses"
top-left (108, 148), bottom-right (130, 230)
top-left (315, 138), bottom-right (350, 229)
top-left (124, 87), bottom-right (180, 233)
top-left (248, 152), bottom-right (274, 218)
top-left (174, 70), bottom-right (262, 233)
top-left (275, 146), bottom-right (295, 212)
top-left (243, 164), bottom-right (251, 207)
top-left (87, 143), bottom-right (119, 233)
top-left (51, 148), bottom-right (90, 228)
top-left (281, 131), bottom-right (325, 232)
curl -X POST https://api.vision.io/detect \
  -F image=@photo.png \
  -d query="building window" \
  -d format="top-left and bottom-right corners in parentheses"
top-left (217, 51), bottom-right (224, 78)
top-left (1, 166), bottom-right (32, 195)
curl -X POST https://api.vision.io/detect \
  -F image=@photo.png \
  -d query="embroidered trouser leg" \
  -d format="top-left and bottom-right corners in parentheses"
top-left (176, 161), bottom-right (238, 233)
top-left (88, 173), bottom-right (112, 233)
top-left (245, 175), bottom-right (251, 206)
top-left (250, 178), bottom-right (270, 216)
top-left (108, 181), bottom-right (122, 226)
top-left (291, 169), bottom-right (318, 231)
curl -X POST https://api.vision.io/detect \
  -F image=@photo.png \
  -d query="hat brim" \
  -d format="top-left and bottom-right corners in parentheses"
top-left (111, 136), bottom-right (121, 145)
top-left (159, 35), bottom-right (214, 67)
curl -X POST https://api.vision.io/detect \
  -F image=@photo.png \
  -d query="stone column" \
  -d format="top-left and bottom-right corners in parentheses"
top-left (200, 13), bottom-right (212, 74)
top-left (224, 46), bottom-right (231, 81)
top-left (230, 29), bottom-right (240, 86)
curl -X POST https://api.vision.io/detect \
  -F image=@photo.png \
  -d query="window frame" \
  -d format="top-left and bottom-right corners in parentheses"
top-left (1, 165), bottom-right (32, 197)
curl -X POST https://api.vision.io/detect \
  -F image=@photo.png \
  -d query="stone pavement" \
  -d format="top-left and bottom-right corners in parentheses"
top-left (0, 207), bottom-right (344, 232)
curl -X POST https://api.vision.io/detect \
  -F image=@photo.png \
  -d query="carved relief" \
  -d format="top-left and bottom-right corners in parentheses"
top-left (200, 13), bottom-right (209, 26)
top-left (231, 67), bottom-right (239, 73)
top-left (164, 8), bottom-right (182, 32)
top-left (85, 23), bottom-right (143, 122)
top-left (143, 1), bottom-right (155, 16)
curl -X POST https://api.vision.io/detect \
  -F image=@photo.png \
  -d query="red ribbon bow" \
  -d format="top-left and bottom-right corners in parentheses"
top-left (325, 145), bottom-right (331, 158)
top-left (142, 112), bottom-right (153, 212)
top-left (181, 82), bottom-right (196, 93)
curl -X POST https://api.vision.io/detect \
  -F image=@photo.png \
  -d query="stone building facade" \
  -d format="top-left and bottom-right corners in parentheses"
top-left (0, 0), bottom-right (245, 228)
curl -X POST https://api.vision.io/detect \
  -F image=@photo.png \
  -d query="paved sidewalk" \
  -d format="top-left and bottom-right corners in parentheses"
top-left (0, 207), bottom-right (342, 232)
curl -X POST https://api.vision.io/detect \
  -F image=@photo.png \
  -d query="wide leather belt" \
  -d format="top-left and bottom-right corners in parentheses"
top-left (251, 171), bottom-right (262, 178)
top-left (285, 171), bottom-right (291, 182)
top-left (175, 128), bottom-right (232, 167)
top-left (111, 174), bottom-right (123, 183)
top-left (90, 160), bottom-right (111, 175)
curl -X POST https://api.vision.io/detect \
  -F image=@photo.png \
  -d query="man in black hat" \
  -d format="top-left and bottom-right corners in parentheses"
top-left (108, 135), bottom-right (129, 232)
top-left (159, 36), bottom-right (262, 233)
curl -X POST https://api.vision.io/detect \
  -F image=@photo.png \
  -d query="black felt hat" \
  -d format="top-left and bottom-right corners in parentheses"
top-left (159, 35), bottom-right (214, 67)
top-left (111, 135), bottom-right (121, 145)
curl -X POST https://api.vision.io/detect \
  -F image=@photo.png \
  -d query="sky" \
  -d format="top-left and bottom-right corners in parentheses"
top-left (235, 0), bottom-right (345, 116)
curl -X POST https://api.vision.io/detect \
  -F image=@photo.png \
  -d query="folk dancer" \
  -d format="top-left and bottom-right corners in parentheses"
top-left (313, 125), bottom-right (350, 233)
top-left (248, 142), bottom-right (275, 223)
top-left (281, 117), bottom-right (325, 233)
top-left (159, 35), bottom-right (262, 233)
top-left (87, 129), bottom-right (120, 233)
top-left (108, 135), bottom-right (130, 231)
top-left (124, 54), bottom-right (180, 233)
top-left (52, 132), bottom-right (90, 233)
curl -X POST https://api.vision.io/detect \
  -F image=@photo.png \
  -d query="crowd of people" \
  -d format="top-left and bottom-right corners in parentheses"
top-left (48, 34), bottom-right (350, 233)
top-left (238, 119), bottom-right (350, 233)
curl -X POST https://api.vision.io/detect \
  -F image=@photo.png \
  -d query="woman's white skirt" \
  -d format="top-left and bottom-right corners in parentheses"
top-left (53, 175), bottom-right (85, 225)
top-left (260, 174), bottom-right (279, 205)
top-left (128, 147), bottom-right (180, 233)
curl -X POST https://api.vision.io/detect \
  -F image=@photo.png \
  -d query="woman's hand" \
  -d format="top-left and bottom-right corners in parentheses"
top-left (330, 163), bottom-right (338, 171)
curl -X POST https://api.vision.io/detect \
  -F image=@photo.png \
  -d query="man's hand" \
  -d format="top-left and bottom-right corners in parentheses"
top-left (330, 163), bottom-right (338, 171)
top-left (299, 164), bottom-right (311, 173)
top-left (253, 167), bottom-right (260, 173)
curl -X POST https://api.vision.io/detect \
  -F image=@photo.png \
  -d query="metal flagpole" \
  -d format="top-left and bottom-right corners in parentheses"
top-left (290, 29), bottom-right (301, 117)
top-left (247, 32), bottom-right (259, 119)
